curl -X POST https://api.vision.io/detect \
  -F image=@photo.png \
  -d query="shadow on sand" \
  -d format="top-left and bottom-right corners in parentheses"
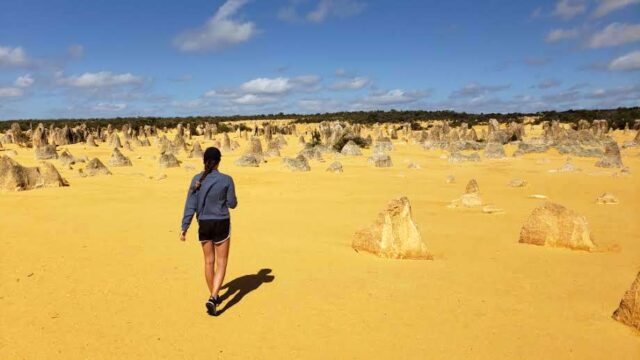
top-left (217, 269), bottom-right (275, 315)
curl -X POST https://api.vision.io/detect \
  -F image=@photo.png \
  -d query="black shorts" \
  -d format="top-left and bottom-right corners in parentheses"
top-left (198, 218), bottom-right (231, 243)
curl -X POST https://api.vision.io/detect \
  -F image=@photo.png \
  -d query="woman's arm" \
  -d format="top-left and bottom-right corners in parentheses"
top-left (181, 177), bottom-right (198, 233)
top-left (227, 177), bottom-right (238, 209)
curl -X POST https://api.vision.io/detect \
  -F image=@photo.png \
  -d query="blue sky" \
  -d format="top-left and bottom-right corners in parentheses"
top-left (0, 0), bottom-right (639, 119)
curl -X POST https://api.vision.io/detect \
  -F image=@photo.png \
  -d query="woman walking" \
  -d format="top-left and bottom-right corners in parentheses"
top-left (180, 147), bottom-right (237, 316)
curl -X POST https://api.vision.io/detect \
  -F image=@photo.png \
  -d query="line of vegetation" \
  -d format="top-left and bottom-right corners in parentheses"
top-left (1, 107), bottom-right (638, 132)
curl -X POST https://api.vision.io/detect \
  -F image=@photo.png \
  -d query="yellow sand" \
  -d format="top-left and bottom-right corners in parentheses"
top-left (1, 125), bottom-right (639, 359)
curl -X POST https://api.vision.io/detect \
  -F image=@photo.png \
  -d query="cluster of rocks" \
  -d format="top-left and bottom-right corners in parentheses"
top-left (0, 155), bottom-right (69, 191)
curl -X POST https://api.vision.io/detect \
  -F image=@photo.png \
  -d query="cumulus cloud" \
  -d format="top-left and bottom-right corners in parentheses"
top-left (592, 0), bottom-right (640, 18)
top-left (232, 94), bottom-right (278, 105)
top-left (0, 87), bottom-right (23, 97)
top-left (608, 50), bottom-right (640, 71)
top-left (588, 23), bottom-right (640, 48)
top-left (545, 28), bottom-right (580, 42)
top-left (14, 74), bottom-right (34, 88)
top-left (357, 89), bottom-right (426, 106)
top-left (240, 77), bottom-right (293, 94)
top-left (329, 76), bottom-right (372, 90)
top-left (552, 0), bottom-right (587, 19)
top-left (56, 71), bottom-right (144, 88)
top-left (173, 0), bottom-right (256, 52)
top-left (450, 83), bottom-right (510, 98)
top-left (0, 46), bottom-right (29, 67)
top-left (279, 0), bottom-right (366, 23)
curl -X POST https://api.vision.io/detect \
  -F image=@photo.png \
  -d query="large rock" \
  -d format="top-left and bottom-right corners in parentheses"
top-left (352, 197), bottom-right (431, 260)
top-left (0, 156), bottom-right (69, 191)
top-left (612, 272), bottom-right (640, 331)
top-left (448, 151), bottom-right (481, 163)
top-left (484, 142), bottom-right (506, 159)
top-left (189, 141), bottom-right (204, 158)
top-left (283, 154), bottom-right (310, 172)
top-left (108, 148), bottom-right (132, 167)
top-left (234, 154), bottom-right (260, 167)
top-left (369, 153), bottom-right (393, 167)
top-left (159, 153), bottom-right (180, 168)
top-left (85, 158), bottom-right (112, 176)
top-left (595, 141), bottom-right (623, 168)
top-left (519, 202), bottom-right (595, 251)
top-left (341, 140), bottom-right (362, 156)
top-left (35, 145), bottom-right (58, 160)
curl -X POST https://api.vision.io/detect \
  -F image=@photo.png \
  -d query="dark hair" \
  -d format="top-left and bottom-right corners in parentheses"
top-left (192, 147), bottom-right (222, 193)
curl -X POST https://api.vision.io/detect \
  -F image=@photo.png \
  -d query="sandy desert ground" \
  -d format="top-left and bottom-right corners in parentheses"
top-left (1, 122), bottom-right (639, 359)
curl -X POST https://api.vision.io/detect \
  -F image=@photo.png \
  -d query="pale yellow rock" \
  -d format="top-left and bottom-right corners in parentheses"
top-left (353, 197), bottom-right (431, 259)
top-left (612, 272), bottom-right (640, 331)
top-left (519, 202), bottom-right (595, 251)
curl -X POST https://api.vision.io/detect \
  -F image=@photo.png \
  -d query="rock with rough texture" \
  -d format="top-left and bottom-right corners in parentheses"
top-left (326, 161), bottom-right (343, 173)
top-left (35, 145), bottom-right (58, 160)
top-left (283, 154), bottom-right (311, 172)
top-left (460, 193), bottom-right (482, 207)
top-left (0, 156), bottom-right (69, 191)
top-left (519, 202), bottom-right (595, 251)
top-left (595, 141), bottom-right (623, 168)
top-left (59, 150), bottom-right (76, 166)
top-left (234, 154), bottom-right (260, 167)
top-left (353, 197), bottom-right (431, 260)
top-left (159, 153), bottom-right (180, 168)
top-left (596, 192), bottom-right (619, 205)
top-left (85, 158), bottom-right (112, 176)
top-left (109, 148), bottom-right (132, 167)
top-left (341, 140), bottom-right (362, 156)
top-left (86, 134), bottom-right (98, 147)
top-left (612, 272), bottom-right (640, 331)
top-left (465, 179), bottom-right (479, 194)
top-left (448, 151), bottom-right (481, 163)
top-left (484, 142), bottom-right (506, 159)
top-left (369, 153), bottom-right (393, 167)
top-left (509, 178), bottom-right (528, 187)
top-left (189, 141), bottom-right (204, 158)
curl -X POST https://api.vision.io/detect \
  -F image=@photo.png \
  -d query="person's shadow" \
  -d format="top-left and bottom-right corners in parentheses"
top-left (217, 269), bottom-right (275, 315)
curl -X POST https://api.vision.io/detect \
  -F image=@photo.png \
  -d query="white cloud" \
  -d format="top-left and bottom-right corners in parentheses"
top-left (592, 0), bottom-right (640, 18)
top-left (545, 28), bottom-right (580, 42)
top-left (451, 83), bottom-right (510, 98)
top-left (232, 94), bottom-right (278, 105)
top-left (56, 71), bottom-right (144, 88)
top-left (330, 76), bottom-right (372, 90)
top-left (173, 0), bottom-right (256, 52)
top-left (608, 50), bottom-right (640, 71)
top-left (358, 89), bottom-right (425, 105)
top-left (307, 0), bottom-right (366, 22)
top-left (552, 0), bottom-right (587, 19)
top-left (291, 75), bottom-right (321, 86)
top-left (298, 98), bottom-right (341, 112)
top-left (240, 77), bottom-right (292, 94)
top-left (588, 23), bottom-right (640, 48)
top-left (14, 74), bottom-right (34, 88)
top-left (68, 44), bottom-right (84, 58)
top-left (92, 102), bottom-right (127, 111)
top-left (0, 87), bottom-right (23, 97)
top-left (0, 46), bottom-right (29, 67)
top-left (279, 0), bottom-right (366, 23)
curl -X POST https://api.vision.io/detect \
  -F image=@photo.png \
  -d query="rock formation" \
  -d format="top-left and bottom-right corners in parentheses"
top-left (0, 156), bottom-right (69, 191)
top-left (519, 202), bottom-right (595, 251)
top-left (109, 148), bottom-right (133, 167)
top-left (159, 153), bottom-right (180, 168)
top-left (326, 161), bottom-right (343, 173)
top-left (189, 141), bottom-right (204, 159)
top-left (35, 145), bottom-right (58, 160)
top-left (596, 193), bottom-right (619, 205)
top-left (283, 154), bottom-right (311, 172)
top-left (612, 272), bottom-right (640, 331)
top-left (341, 140), bottom-right (362, 156)
top-left (353, 197), bottom-right (431, 260)
top-left (85, 158), bottom-right (112, 176)
top-left (369, 153), bottom-right (393, 167)
top-left (234, 154), bottom-right (260, 167)
top-left (595, 141), bottom-right (623, 168)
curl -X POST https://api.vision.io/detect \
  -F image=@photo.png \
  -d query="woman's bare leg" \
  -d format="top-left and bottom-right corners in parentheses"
top-left (211, 239), bottom-right (230, 298)
top-left (202, 241), bottom-right (215, 295)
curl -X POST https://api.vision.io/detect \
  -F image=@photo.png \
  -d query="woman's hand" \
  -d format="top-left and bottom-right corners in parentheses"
top-left (179, 231), bottom-right (187, 242)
